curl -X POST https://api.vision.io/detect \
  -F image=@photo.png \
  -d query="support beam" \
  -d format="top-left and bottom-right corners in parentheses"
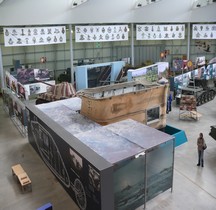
top-left (69, 24), bottom-right (75, 84)
top-left (0, 44), bottom-right (5, 89)
top-left (187, 23), bottom-right (191, 60)
top-left (130, 23), bottom-right (135, 66)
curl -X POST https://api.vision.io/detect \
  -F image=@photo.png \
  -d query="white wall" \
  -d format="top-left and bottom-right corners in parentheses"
top-left (0, 0), bottom-right (216, 26)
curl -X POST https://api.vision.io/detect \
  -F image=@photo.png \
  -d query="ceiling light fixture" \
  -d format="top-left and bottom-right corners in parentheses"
top-left (71, 0), bottom-right (89, 9)
top-left (135, 0), bottom-right (162, 9)
top-left (192, 0), bottom-right (215, 9)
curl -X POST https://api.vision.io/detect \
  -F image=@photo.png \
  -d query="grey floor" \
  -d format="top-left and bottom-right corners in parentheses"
top-left (0, 97), bottom-right (216, 210)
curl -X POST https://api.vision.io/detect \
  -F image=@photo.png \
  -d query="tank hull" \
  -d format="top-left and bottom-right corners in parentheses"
top-left (209, 125), bottom-right (216, 141)
top-left (180, 78), bottom-right (216, 106)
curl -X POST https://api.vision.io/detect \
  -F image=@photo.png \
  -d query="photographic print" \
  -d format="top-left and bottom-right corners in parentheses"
top-left (29, 84), bottom-right (41, 95)
top-left (34, 69), bottom-right (50, 81)
top-left (17, 68), bottom-right (35, 84)
top-left (88, 165), bottom-right (100, 192)
top-left (70, 148), bottom-right (83, 176)
top-left (10, 75), bottom-right (17, 93)
top-left (17, 82), bottom-right (27, 99)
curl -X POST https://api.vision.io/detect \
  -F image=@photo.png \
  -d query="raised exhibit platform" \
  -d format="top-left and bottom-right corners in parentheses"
top-left (26, 98), bottom-right (175, 210)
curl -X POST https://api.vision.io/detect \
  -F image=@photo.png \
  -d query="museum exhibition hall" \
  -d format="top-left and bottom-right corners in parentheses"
top-left (0, 0), bottom-right (216, 210)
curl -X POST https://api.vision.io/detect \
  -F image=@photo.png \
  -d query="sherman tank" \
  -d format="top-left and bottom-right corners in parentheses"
top-left (179, 78), bottom-right (216, 106)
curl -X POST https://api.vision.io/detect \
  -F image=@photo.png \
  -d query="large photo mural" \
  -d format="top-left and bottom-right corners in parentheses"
top-left (27, 110), bottom-right (102, 210)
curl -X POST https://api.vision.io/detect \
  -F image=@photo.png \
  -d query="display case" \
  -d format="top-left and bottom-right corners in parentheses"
top-left (26, 98), bottom-right (174, 210)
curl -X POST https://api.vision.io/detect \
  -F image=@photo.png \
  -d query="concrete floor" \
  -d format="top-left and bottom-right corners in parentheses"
top-left (0, 97), bottom-right (216, 210)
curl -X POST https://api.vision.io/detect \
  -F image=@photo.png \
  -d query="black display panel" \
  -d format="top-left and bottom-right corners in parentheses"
top-left (27, 109), bottom-right (102, 210)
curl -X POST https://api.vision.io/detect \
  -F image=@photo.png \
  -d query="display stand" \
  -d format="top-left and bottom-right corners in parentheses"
top-left (10, 112), bottom-right (28, 137)
top-left (127, 62), bottom-right (169, 82)
top-left (179, 94), bottom-right (200, 120)
top-left (75, 61), bottom-right (125, 90)
top-left (2, 69), bottom-right (55, 136)
top-left (2, 88), bottom-right (27, 137)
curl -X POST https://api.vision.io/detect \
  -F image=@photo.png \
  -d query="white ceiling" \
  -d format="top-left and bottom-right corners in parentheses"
top-left (0, 0), bottom-right (215, 26)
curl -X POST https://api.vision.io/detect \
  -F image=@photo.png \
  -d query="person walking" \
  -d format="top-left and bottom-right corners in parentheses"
top-left (197, 133), bottom-right (206, 167)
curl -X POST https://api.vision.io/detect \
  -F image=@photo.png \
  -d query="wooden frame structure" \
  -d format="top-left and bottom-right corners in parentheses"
top-left (77, 81), bottom-right (169, 129)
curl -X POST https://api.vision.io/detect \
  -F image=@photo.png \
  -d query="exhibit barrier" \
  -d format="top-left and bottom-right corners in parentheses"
top-left (2, 88), bottom-right (27, 137)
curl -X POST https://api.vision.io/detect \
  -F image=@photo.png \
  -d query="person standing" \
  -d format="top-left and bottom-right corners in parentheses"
top-left (197, 133), bottom-right (205, 167)
top-left (166, 92), bottom-right (172, 114)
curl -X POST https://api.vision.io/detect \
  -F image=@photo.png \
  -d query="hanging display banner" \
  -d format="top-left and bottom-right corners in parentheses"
top-left (136, 24), bottom-right (185, 40)
top-left (75, 25), bottom-right (128, 42)
top-left (192, 24), bottom-right (216, 39)
top-left (3, 26), bottom-right (66, 47)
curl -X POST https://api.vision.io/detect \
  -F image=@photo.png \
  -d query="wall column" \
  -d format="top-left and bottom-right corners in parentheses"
top-left (131, 23), bottom-right (135, 66)
top-left (69, 24), bottom-right (74, 84)
top-left (187, 23), bottom-right (191, 60)
top-left (0, 44), bottom-right (5, 89)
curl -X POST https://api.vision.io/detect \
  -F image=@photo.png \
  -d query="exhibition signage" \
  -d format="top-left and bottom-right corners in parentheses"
top-left (75, 25), bottom-right (129, 42)
top-left (3, 26), bottom-right (66, 47)
top-left (192, 24), bottom-right (216, 39)
top-left (136, 24), bottom-right (185, 40)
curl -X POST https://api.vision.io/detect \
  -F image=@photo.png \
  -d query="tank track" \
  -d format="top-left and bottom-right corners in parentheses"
top-left (196, 90), bottom-right (216, 106)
